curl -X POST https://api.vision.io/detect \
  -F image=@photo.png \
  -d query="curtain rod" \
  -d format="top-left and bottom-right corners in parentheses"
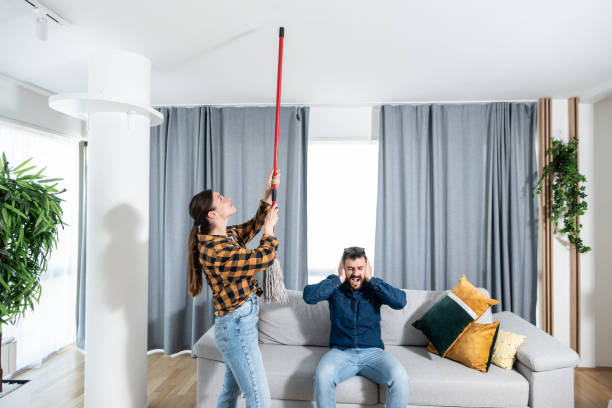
top-left (154, 99), bottom-right (539, 108)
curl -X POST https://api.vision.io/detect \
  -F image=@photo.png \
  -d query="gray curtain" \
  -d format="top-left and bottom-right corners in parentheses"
top-left (148, 106), bottom-right (309, 354)
top-left (76, 141), bottom-right (87, 349)
top-left (374, 103), bottom-right (538, 322)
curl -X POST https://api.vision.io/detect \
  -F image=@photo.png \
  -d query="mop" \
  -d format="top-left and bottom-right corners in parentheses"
top-left (263, 27), bottom-right (289, 303)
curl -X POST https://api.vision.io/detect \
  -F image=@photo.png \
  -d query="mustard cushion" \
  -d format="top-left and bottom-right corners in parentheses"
top-left (427, 321), bottom-right (500, 373)
top-left (413, 274), bottom-right (499, 357)
top-left (491, 329), bottom-right (526, 370)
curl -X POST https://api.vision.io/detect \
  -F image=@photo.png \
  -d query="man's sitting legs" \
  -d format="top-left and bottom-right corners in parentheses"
top-left (314, 347), bottom-right (409, 408)
top-left (357, 348), bottom-right (409, 408)
top-left (314, 348), bottom-right (360, 408)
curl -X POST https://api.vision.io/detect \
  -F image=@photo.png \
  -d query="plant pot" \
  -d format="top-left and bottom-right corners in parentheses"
top-left (0, 379), bottom-right (32, 407)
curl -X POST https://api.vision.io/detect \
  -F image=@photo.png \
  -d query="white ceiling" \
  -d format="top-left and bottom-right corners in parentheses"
top-left (1, 0), bottom-right (612, 106)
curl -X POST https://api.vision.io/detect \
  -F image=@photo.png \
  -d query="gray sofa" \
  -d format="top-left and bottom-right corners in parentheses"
top-left (194, 289), bottom-right (579, 407)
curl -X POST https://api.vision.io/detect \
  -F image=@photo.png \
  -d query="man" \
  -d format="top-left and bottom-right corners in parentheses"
top-left (303, 247), bottom-right (410, 408)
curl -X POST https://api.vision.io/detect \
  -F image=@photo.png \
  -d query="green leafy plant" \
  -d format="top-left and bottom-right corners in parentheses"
top-left (0, 153), bottom-right (65, 391)
top-left (534, 138), bottom-right (590, 253)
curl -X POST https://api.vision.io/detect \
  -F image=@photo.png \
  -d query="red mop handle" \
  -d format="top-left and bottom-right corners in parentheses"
top-left (272, 26), bottom-right (284, 205)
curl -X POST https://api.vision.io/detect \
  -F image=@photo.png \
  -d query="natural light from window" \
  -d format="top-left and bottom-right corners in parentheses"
top-left (0, 120), bottom-right (79, 372)
top-left (307, 141), bottom-right (379, 284)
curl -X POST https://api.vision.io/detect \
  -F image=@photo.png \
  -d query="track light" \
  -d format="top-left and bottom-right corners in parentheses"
top-left (25, 0), bottom-right (70, 41)
top-left (35, 9), bottom-right (48, 41)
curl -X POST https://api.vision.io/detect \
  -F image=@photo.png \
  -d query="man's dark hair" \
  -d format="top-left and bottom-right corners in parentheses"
top-left (342, 246), bottom-right (368, 264)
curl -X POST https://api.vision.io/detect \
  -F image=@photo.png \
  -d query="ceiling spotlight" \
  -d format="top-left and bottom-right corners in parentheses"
top-left (25, 0), bottom-right (71, 41)
top-left (35, 9), bottom-right (48, 41)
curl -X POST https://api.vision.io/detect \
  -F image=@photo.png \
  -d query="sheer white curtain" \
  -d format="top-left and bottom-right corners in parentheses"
top-left (0, 120), bottom-right (80, 372)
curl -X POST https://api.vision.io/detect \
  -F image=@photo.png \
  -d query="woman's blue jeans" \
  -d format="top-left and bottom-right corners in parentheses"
top-left (314, 347), bottom-right (410, 408)
top-left (214, 294), bottom-right (270, 408)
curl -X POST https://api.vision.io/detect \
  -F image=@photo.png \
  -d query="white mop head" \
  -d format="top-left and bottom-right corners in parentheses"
top-left (263, 258), bottom-right (288, 303)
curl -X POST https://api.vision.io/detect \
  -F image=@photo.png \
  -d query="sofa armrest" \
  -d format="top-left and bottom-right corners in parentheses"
top-left (493, 311), bottom-right (579, 372)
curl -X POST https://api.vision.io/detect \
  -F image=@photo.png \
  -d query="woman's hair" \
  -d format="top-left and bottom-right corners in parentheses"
top-left (187, 189), bottom-right (214, 297)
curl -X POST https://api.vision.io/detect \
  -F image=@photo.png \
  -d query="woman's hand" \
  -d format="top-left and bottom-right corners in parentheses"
top-left (264, 170), bottom-right (281, 204)
top-left (263, 203), bottom-right (279, 235)
top-left (338, 257), bottom-right (346, 283)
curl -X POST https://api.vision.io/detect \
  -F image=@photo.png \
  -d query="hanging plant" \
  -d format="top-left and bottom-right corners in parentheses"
top-left (534, 137), bottom-right (590, 253)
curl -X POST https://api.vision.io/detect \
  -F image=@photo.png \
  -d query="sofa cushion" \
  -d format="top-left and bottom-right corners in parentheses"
top-left (381, 346), bottom-right (529, 407)
top-left (259, 290), bottom-right (331, 346)
top-left (491, 329), bottom-right (526, 370)
top-left (382, 288), bottom-right (493, 346)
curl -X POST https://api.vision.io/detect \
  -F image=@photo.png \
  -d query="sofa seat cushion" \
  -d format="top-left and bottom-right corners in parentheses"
top-left (194, 329), bottom-right (527, 406)
top-left (194, 329), bottom-right (378, 404)
top-left (381, 346), bottom-right (529, 407)
top-left (262, 344), bottom-right (379, 404)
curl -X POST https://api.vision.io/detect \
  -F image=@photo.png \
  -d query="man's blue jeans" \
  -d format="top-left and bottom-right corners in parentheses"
top-left (214, 294), bottom-right (270, 408)
top-left (314, 347), bottom-right (410, 408)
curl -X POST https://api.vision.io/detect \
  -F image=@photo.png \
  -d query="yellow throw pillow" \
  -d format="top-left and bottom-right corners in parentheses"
top-left (451, 274), bottom-right (499, 319)
top-left (427, 321), bottom-right (500, 373)
top-left (491, 329), bottom-right (526, 370)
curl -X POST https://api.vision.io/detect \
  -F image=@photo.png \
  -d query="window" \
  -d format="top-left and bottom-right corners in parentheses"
top-left (0, 120), bottom-right (80, 372)
top-left (307, 141), bottom-right (379, 284)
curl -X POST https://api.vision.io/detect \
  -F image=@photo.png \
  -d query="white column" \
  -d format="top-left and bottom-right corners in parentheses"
top-left (84, 50), bottom-right (151, 408)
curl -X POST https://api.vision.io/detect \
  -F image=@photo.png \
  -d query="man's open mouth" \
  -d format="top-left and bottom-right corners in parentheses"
top-left (350, 276), bottom-right (362, 284)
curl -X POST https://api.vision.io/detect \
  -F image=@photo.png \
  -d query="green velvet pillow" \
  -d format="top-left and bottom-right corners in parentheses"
top-left (412, 275), bottom-right (499, 357)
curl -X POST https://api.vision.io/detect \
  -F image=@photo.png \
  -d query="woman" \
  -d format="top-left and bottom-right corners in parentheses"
top-left (187, 170), bottom-right (280, 408)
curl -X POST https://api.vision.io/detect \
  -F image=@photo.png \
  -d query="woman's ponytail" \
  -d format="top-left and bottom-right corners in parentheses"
top-left (187, 190), bottom-right (214, 298)
top-left (187, 224), bottom-right (202, 297)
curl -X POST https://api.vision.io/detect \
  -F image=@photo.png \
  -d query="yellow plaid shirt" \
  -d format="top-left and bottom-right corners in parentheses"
top-left (198, 200), bottom-right (279, 316)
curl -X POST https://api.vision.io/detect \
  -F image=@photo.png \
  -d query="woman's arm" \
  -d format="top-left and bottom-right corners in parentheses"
top-left (227, 170), bottom-right (280, 246)
top-left (227, 200), bottom-right (270, 246)
top-left (212, 234), bottom-right (279, 279)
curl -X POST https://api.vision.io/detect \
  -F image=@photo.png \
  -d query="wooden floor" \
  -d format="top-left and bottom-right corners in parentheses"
top-left (575, 367), bottom-right (612, 408)
top-left (11, 345), bottom-right (612, 408)
top-left (12, 345), bottom-right (196, 408)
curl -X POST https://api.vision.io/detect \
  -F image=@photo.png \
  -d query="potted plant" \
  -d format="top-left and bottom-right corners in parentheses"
top-left (0, 153), bottom-right (65, 404)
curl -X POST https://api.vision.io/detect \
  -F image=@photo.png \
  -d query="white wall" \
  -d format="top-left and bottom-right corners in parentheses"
top-left (579, 103), bottom-right (596, 367)
top-left (551, 99), bottom-right (571, 348)
top-left (549, 100), bottom-right (610, 367)
top-left (592, 96), bottom-right (612, 366)
top-left (0, 74), bottom-right (82, 138)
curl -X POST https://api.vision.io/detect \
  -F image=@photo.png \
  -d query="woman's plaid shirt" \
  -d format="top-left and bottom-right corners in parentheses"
top-left (197, 200), bottom-right (279, 316)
